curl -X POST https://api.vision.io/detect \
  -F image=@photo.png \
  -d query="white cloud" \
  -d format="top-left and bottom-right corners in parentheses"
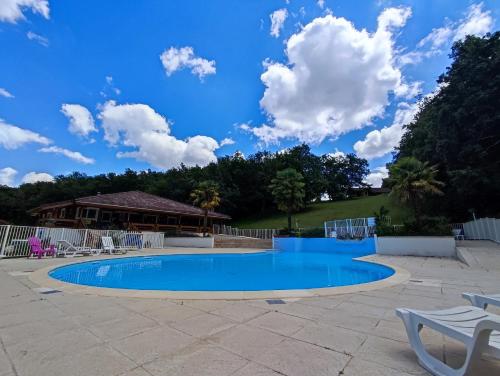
top-left (98, 101), bottom-right (221, 169)
top-left (26, 31), bottom-right (49, 46)
top-left (327, 149), bottom-right (346, 158)
top-left (454, 3), bottom-right (493, 42)
top-left (270, 8), bottom-right (288, 38)
top-left (21, 171), bottom-right (54, 184)
top-left (401, 3), bottom-right (493, 66)
top-left (0, 167), bottom-right (17, 186)
top-left (60, 104), bottom-right (97, 138)
top-left (38, 146), bottom-right (95, 164)
top-left (220, 138), bottom-right (235, 147)
top-left (0, 88), bottom-right (14, 98)
top-left (364, 166), bottom-right (388, 187)
top-left (0, 118), bottom-right (51, 149)
top-left (353, 101), bottom-right (419, 160)
top-left (247, 8), bottom-right (414, 144)
top-left (100, 76), bottom-right (121, 97)
top-left (0, 0), bottom-right (49, 23)
top-left (317, 0), bottom-right (325, 9)
top-left (160, 47), bottom-right (216, 80)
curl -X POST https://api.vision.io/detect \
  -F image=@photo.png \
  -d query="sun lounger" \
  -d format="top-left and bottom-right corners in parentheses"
top-left (463, 292), bottom-right (500, 310)
top-left (396, 306), bottom-right (500, 376)
top-left (101, 236), bottom-right (128, 254)
top-left (56, 240), bottom-right (93, 257)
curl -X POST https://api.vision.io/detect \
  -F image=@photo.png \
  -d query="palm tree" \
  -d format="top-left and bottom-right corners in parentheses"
top-left (190, 181), bottom-right (221, 236)
top-left (387, 157), bottom-right (444, 227)
top-left (269, 168), bottom-right (305, 233)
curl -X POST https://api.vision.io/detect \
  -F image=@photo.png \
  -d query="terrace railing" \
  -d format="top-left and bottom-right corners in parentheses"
top-left (213, 224), bottom-right (278, 240)
top-left (0, 225), bottom-right (164, 258)
top-left (324, 216), bottom-right (386, 239)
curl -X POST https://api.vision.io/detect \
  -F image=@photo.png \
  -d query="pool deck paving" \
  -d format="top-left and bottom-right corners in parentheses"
top-left (0, 241), bottom-right (499, 376)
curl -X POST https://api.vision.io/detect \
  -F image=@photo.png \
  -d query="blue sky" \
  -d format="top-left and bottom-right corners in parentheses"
top-left (0, 0), bottom-right (498, 187)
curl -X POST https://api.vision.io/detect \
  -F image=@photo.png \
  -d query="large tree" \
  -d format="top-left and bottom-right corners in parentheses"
top-left (396, 32), bottom-right (500, 220)
top-left (387, 157), bottom-right (444, 227)
top-left (190, 181), bottom-right (221, 236)
top-left (269, 168), bottom-right (305, 232)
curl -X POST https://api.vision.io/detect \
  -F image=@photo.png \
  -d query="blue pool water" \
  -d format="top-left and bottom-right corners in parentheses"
top-left (49, 239), bottom-right (394, 291)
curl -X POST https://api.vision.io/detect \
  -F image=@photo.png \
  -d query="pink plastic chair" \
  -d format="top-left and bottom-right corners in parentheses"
top-left (28, 237), bottom-right (56, 259)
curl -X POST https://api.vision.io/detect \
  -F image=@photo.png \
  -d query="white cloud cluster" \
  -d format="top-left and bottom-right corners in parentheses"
top-left (317, 0), bottom-right (325, 9)
top-left (99, 101), bottom-right (220, 169)
top-left (0, 167), bottom-right (17, 186)
top-left (21, 171), bottom-right (54, 184)
top-left (0, 88), bottom-right (14, 98)
top-left (353, 101), bottom-right (419, 160)
top-left (219, 138), bottom-right (235, 147)
top-left (246, 8), bottom-right (414, 144)
top-left (0, 0), bottom-right (49, 23)
top-left (401, 3), bottom-right (493, 65)
top-left (61, 104), bottom-right (97, 138)
top-left (26, 31), bottom-right (49, 46)
top-left (364, 166), bottom-right (388, 187)
top-left (160, 47), bottom-right (216, 80)
top-left (270, 8), bottom-right (288, 38)
top-left (0, 118), bottom-right (51, 149)
top-left (38, 146), bottom-right (95, 164)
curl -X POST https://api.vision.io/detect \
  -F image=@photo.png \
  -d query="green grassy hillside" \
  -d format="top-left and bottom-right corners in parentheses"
top-left (234, 194), bottom-right (409, 229)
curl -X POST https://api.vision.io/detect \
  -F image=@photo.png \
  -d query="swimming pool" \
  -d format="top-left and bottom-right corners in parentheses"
top-left (49, 249), bottom-right (394, 291)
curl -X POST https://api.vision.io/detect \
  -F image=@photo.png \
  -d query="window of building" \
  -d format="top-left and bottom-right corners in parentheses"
top-left (144, 215), bottom-right (157, 224)
top-left (167, 216), bottom-right (178, 225)
top-left (59, 208), bottom-right (66, 219)
top-left (101, 211), bottom-right (112, 222)
top-left (81, 208), bottom-right (98, 220)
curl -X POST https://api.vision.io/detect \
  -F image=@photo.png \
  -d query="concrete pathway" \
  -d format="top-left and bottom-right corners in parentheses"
top-left (1, 243), bottom-right (499, 376)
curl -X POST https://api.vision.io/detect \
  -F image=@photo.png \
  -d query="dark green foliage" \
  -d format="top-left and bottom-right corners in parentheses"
top-left (294, 227), bottom-right (325, 238)
top-left (322, 153), bottom-right (369, 200)
top-left (0, 144), bottom-right (370, 225)
top-left (396, 33), bottom-right (500, 220)
top-left (377, 217), bottom-right (452, 237)
top-left (269, 168), bottom-right (306, 232)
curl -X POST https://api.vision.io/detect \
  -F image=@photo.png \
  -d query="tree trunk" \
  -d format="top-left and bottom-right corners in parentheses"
top-left (203, 209), bottom-right (208, 237)
top-left (409, 191), bottom-right (421, 228)
top-left (287, 209), bottom-right (292, 234)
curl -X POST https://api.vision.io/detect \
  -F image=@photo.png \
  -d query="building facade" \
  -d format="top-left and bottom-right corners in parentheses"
top-left (29, 191), bottom-right (230, 233)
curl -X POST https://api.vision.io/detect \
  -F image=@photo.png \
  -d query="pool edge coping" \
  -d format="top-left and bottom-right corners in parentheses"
top-left (29, 253), bottom-right (411, 300)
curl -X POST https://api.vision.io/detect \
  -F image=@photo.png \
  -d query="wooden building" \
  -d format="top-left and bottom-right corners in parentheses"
top-left (29, 191), bottom-right (230, 233)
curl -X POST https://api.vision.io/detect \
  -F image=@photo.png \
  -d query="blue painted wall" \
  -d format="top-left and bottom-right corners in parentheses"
top-left (273, 237), bottom-right (376, 256)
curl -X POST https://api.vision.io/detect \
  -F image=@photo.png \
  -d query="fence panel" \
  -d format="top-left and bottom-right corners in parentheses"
top-left (0, 225), bottom-right (158, 258)
top-left (463, 218), bottom-right (500, 243)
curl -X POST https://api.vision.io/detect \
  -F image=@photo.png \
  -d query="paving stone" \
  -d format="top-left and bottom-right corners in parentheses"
top-left (255, 338), bottom-right (350, 376)
top-left (211, 302), bottom-right (269, 323)
top-left (87, 313), bottom-right (158, 340)
top-left (342, 357), bottom-right (417, 376)
top-left (110, 326), bottom-right (196, 364)
top-left (169, 313), bottom-right (236, 338)
top-left (207, 324), bottom-right (285, 359)
top-left (230, 361), bottom-right (282, 376)
top-left (142, 304), bottom-right (206, 324)
top-left (27, 344), bottom-right (136, 376)
top-left (356, 336), bottom-right (429, 375)
top-left (143, 344), bottom-right (247, 376)
top-left (292, 322), bottom-right (367, 355)
top-left (247, 311), bottom-right (310, 336)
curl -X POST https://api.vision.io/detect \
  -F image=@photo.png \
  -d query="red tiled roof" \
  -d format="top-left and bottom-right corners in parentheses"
top-left (33, 191), bottom-right (230, 219)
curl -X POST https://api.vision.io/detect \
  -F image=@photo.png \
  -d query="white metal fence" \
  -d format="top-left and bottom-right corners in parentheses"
top-left (213, 224), bottom-right (277, 239)
top-left (324, 217), bottom-right (383, 239)
top-left (0, 225), bottom-right (165, 258)
top-left (463, 218), bottom-right (500, 243)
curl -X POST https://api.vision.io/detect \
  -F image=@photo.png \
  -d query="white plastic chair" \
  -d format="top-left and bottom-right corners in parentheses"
top-left (396, 306), bottom-right (500, 376)
top-left (463, 293), bottom-right (500, 310)
top-left (101, 236), bottom-right (127, 254)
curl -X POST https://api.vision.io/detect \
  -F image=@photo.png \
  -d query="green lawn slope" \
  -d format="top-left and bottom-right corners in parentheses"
top-left (233, 194), bottom-right (409, 229)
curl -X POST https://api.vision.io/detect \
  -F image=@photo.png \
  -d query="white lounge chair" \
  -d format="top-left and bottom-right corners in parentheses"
top-left (396, 306), bottom-right (500, 376)
top-left (101, 236), bottom-right (128, 254)
top-left (463, 293), bottom-right (500, 310)
top-left (56, 240), bottom-right (93, 257)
